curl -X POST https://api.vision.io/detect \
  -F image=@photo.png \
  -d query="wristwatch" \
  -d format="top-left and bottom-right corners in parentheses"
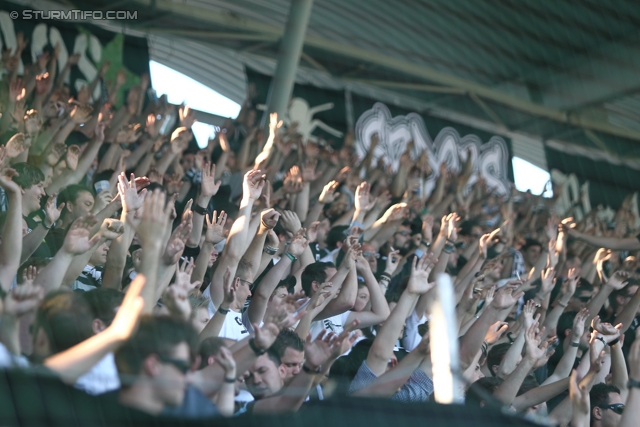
top-left (192, 204), bottom-right (207, 215)
top-left (570, 341), bottom-right (580, 347)
top-left (628, 379), bottom-right (640, 389)
top-left (302, 363), bottom-right (322, 374)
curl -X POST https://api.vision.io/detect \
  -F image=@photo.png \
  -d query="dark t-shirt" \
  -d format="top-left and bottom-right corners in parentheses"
top-left (23, 213), bottom-right (51, 259)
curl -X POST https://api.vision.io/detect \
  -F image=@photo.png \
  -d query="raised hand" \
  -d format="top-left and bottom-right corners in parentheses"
top-left (134, 189), bottom-right (172, 249)
top-left (260, 208), bottom-right (280, 230)
top-left (572, 308), bottom-right (589, 341)
top-left (99, 218), bottom-right (124, 241)
top-left (407, 254), bottom-right (436, 295)
top-left (539, 267), bottom-right (555, 297)
top-left (319, 180), bottom-right (340, 204)
top-left (591, 315), bottom-right (622, 342)
top-left (304, 330), bottom-right (338, 370)
top-left (522, 300), bottom-right (541, 331)
top-left (301, 159), bottom-right (322, 182)
top-left (107, 275), bottom-right (146, 342)
top-left (170, 127), bottom-right (191, 154)
top-left (162, 285), bottom-right (191, 321)
top-left (62, 215), bottom-right (101, 255)
top-left (524, 322), bottom-right (549, 363)
top-left (491, 285), bottom-right (524, 310)
top-left (280, 210), bottom-right (301, 234)
top-left (354, 182), bottom-right (372, 212)
top-left (65, 145), bottom-right (80, 171)
top-left (24, 110), bottom-right (42, 136)
top-left (288, 228), bottom-right (308, 258)
top-left (174, 257), bottom-right (198, 291)
top-left (3, 280), bottom-right (44, 317)
top-left (384, 203), bottom-right (407, 222)
top-left (309, 282), bottom-right (333, 310)
top-left (179, 105), bottom-right (197, 128)
top-left (200, 161), bottom-right (221, 198)
top-left (5, 133), bottom-right (28, 159)
top-left (0, 167), bottom-right (20, 194)
top-left (118, 173), bottom-right (146, 213)
top-left (163, 219), bottom-right (192, 265)
top-left (283, 166), bottom-right (304, 194)
top-left (205, 211), bottom-right (228, 244)
top-left (242, 169), bottom-right (266, 202)
top-left (221, 267), bottom-right (238, 308)
top-left (70, 104), bottom-right (93, 124)
top-left (215, 346), bottom-right (237, 378)
top-left (44, 194), bottom-right (65, 228)
top-left (485, 321), bottom-right (509, 345)
top-left (606, 271), bottom-right (630, 290)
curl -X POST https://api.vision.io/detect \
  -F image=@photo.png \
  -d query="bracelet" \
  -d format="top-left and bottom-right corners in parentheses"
top-left (443, 244), bottom-right (455, 254)
top-left (249, 338), bottom-right (266, 356)
top-left (422, 240), bottom-right (431, 248)
top-left (42, 221), bottom-right (54, 230)
top-left (285, 252), bottom-right (297, 262)
top-left (506, 332), bottom-right (515, 344)
top-left (224, 377), bottom-right (236, 383)
top-left (570, 341), bottom-right (580, 347)
top-left (594, 336), bottom-right (607, 347)
top-left (192, 204), bottom-right (207, 215)
top-left (628, 379), bottom-right (640, 389)
top-left (302, 363), bottom-right (322, 374)
top-left (379, 274), bottom-right (391, 282)
top-left (264, 245), bottom-right (278, 255)
top-left (608, 337), bottom-right (620, 347)
top-left (557, 300), bottom-right (569, 308)
top-left (217, 306), bottom-right (230, 315)
top-left (261, 219), bottom-right (273, 230)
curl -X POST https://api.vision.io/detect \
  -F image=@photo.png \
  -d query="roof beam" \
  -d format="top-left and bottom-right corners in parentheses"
top-left (146, 28), bottom-right (277, 42)
top-left (343, 78), bottom-right (465, 95)
top-left (134, 0), bottom-right (640, 141)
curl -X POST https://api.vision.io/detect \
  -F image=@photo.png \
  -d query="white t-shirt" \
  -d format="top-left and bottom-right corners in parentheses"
top-left (309, 311), bottom-right (351, 339)
top-left (74, 353), bottom-right (120, 395)
top-left (403, 310), bottom-right (428, 352)
top-left (218, 310), bottom-right (251, 341)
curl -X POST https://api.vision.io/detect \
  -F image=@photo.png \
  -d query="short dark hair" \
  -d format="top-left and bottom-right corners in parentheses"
top-left (198, 337), bottom-right (227, 370)
top-left (590, 383), bottom-right (620, 410)
top-left (12, 162), bottom-right (44, 189)
top-left (326, 225), bottom-right (349, 251)
top-left (487, 343), bottom-right (511, 376)
top-left (301, 262), bottom-right (334, 296)
top-left (465, 377), bottom-right (504, 408)
top-left (265, 347), bottom-right (282, 367)
top-left (522, 238), bottom-right (542, 252)
top-left (271, 329), bottom-right (304, 359)
top-left (81, 288), bottom-right (124, 326)
top-left (115, 316), bottom-right (199, 378)
top-left (58, 185), bottom-right (93, 219)
top-left (557, 311), bottom-right (578, 342)
top-left (576, 278), bottom-right (594, 294)
top-left (34, 290), bottom-right (94, 355)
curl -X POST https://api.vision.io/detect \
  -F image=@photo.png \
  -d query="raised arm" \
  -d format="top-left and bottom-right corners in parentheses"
top-left (619, 329), bottom-right (640, 427)
top-left (347, 252), bottom-right (390, 328)
top-left (208, 170), bottom-right (265, 308)
top-left (0, 168), bottom-right (22, 291)
top-left (187, 161), bottom-right (220, 247)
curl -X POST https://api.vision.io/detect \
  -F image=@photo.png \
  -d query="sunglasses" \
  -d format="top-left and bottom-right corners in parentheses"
top-left (395, 231), bottom-right (410, 237)
top-left (362, 252), bottom-right (380, 259)
top-left (238, 278), bottom-right (255, 291)
top-left (598, 404), bottom-right (624, 415)
top-left (158, 355), bottom-right (191, 374)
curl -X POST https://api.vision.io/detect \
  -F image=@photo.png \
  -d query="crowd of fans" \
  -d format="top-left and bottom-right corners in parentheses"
top-left (0, 35), bottom-right (639, 427)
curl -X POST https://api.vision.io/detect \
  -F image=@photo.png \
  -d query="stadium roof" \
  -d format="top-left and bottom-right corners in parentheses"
top-left (22, 0), bottom-right (640, 167)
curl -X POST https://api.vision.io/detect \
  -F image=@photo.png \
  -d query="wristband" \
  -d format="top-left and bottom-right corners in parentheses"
top-left (557, 300), bottom-right (568, 308)
top-left (594, 336), bottom-right (607, 347)
top-left (570, 341), bottom-right (580, 348)
top-left (192, 204), bottom-right (207, 215)
top-left (443, 243), bottom-right (455, 254)
top-left (264, 245), bottom-right (278, 255)
top-left (421, 240), bottom-right (431, 248)
top-left (42, 221), bottom-right (54, 230)
top-left (285, 252), bottom-right (297, 262)
top-left (217, 306), bottom-right (230, 315)
top-left (379, 274), bottom-right (391, 282)
top-left (608, 337), bottom-right (620, 347)
top-left (249, 338), bottom-right (266, 356)
top-left (628, 379), bottom-right (640, 389)
top-left (302, 363), bottom-right (321, 374)
top-left (224, 377), bottom-right (236, 384)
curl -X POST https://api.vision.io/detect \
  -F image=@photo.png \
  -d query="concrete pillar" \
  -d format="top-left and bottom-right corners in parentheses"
top-left (264, 0), bottom-right (314, 119)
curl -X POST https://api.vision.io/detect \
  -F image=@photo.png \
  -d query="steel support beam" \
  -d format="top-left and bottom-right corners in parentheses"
top-left (264, 0), bottom-right (314, 118)
top-left (133, 0), bottom-right (640, 141)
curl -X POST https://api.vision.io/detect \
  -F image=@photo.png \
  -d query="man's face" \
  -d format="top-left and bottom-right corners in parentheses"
top-left (568, 290), bottom-right (592, 312)
top-left (69, 190), bottom-right (94, 221)
top-left (316, 219), bottom-right (330, 244)
top-left (154, 342), bottom-right (191, 407)
top-left (23, 182), bottom-right (46, 213)
top-left (280, 347), bottom-right (304, 384)
top-left (361, 243), bottom-right (378, 271)
top-left (246, 354), bottom-right (285, 399)
top-left (268, 286), bottom-right (289, 310)
top-left (523, 245), bottom-right (542, 267)
top-left (235, 275), bottom-right (253, 306)
top-left (191, 307), bottom-right (210, 334)
top-left (392, 226), bottom-right (411, 251)
top-left (89, 241), bottom-right (110, 266)
top-left (595, 392), bottom-right (623, 427)
top-left (180, 153), bottom-right (195, 171)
